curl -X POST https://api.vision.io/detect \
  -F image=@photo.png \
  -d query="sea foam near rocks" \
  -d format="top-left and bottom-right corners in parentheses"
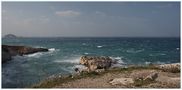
top-left (49, 48), bottom-right (56, 52)
top-left (53, 57), bottom-right (80, 64)
top-left (25, 52), bottom-right (43, 58)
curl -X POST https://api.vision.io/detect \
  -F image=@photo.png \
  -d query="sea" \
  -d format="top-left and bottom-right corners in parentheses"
top-left (2, 37), bottom-right (180, 88)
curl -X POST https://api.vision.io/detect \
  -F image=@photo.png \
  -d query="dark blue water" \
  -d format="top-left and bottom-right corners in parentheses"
top-left (2, 37), bottom-right (180, 88)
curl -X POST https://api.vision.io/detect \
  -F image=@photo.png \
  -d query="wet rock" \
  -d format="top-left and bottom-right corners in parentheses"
top-left (109, 78), bottom-right (134, 85)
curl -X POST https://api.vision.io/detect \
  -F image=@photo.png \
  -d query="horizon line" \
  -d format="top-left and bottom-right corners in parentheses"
top-left (2, 36), bottom-right (180, 38)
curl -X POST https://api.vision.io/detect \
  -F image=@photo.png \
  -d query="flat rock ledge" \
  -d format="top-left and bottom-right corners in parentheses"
top-left (110, 70), bottom-right (158, 86)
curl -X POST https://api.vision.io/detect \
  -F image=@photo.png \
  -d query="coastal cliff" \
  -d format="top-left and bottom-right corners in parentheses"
top-left (2, 45), bottom-right (48, 63)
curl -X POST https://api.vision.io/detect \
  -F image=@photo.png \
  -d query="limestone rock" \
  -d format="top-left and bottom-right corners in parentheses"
top-left (109, 78), bottom-right (134, 85)
top-left (156, 63), bottom-right (180, 73)
top-left (95, 69), bottom-right (105, 73)
top-left (80, 56), bottom-right (112, 71)
top-left (144, 72), bottom-right (158, 81)
top-left (130, 70), bottom-right (158, 81)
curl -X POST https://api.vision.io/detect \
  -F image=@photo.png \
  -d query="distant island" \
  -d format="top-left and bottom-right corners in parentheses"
top-left (3, 34), bottom-right (18, 38)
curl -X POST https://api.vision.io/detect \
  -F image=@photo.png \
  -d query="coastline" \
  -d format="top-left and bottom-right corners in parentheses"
top-left (2, 39), bottom-right (180, 88)
top-left (32, 63), bottom-right (180, 88)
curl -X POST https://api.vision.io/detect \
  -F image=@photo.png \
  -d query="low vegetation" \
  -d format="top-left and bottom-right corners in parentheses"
top-left (32, 64), bottom-right (178, 88)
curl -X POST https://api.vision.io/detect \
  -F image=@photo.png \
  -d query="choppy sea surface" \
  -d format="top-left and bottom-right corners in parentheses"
top-left (2, 37), bottom-right (180, 88)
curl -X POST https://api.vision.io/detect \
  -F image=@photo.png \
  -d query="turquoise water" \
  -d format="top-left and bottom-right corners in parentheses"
top-left (2, 37), bottom-right (180, 88)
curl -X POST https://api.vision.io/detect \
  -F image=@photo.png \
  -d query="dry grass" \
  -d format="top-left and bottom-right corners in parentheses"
top-left (32, 65), bottom-right (180, 88)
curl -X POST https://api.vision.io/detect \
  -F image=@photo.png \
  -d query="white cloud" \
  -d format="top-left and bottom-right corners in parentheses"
top-left (55, 10), bottom-right (81, 17)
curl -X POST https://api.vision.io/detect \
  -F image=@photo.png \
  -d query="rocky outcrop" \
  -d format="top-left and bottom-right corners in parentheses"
top-left (130, 70), bottom-right (158, 81)
top-left (2, 47), bottom-right (12, 63)
top-left (2, 45), bottom-right (48, 63)
top-left (79, 56), bottom-right (113, 71)
top-left (109, 78), bottom-right (134, 86)
top-left (156, 63), bottom-right (180, 73)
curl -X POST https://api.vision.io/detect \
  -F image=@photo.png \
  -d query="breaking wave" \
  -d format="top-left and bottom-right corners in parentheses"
top-left (97, 45), bottom-right (103, 48)
top-left (53, 57), bottom-right (80, 64)
top-left (126, 48), bottom-right (144, 53)
top-left (25, 48), bottom-right (59, 58)
top-left (84, 52), bottom-right (89, 55)
top-left (25, 52), bottom-right (43, 58)
top-left (49, 48), bottom-right (56, 52)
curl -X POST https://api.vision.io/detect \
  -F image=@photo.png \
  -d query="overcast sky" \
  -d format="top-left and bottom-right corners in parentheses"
top-left (2, 2), bottom-right (180, 37)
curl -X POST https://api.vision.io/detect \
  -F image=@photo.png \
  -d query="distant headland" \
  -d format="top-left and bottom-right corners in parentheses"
top-left (3, 34), bottom-right (18, 38)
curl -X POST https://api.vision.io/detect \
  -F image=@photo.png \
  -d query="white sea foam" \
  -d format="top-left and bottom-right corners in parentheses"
top-left (25, 52), bottom-right (43, 58)
top-left (110, 56), bottom-right (126, 68)
top-left (35, 46), bottom-right (46, 48)
top-left (156, 61), bottom-right (165, 65)
top-left (149, 53), bottom-right (166, 56)
top-left (110, 56), bottom-right (125, 64)
top-left (126, 49), bottom-right (144, 53)
top-left (114, 57), bottom-right (122, 60)
top-left (24, 48), bottom-right (59, 58)
top-left (82, 43), bottom-right (86, 45)
top-left (145, 61), bottom-right (151, 65)
top-left (73, 65), bottom-right (85, 70)
top-left (110, 57), bottom-right (125, 68)
top-left (160, 53), bottom-right (166, 55)
top-left (35, 46), bottom-right (57, 52)
top-left (97, 45), bottom-right (103, 48)
top-left (136, 49), bottom-right (144, 53)
top-left (176, 48), bottom-right (180, 50)
top-left (49, 48), bottom-right (56, 51)
top-left (84, 52), bottom-right (89, 55)
top-left (54, 57), bottom-right (80, 64)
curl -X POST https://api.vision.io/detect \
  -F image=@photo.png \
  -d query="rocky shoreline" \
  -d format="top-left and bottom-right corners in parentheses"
top-left (2, 45), bottom-right (48, 63)
top-left (33, 56), bottom-right (180, 88)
